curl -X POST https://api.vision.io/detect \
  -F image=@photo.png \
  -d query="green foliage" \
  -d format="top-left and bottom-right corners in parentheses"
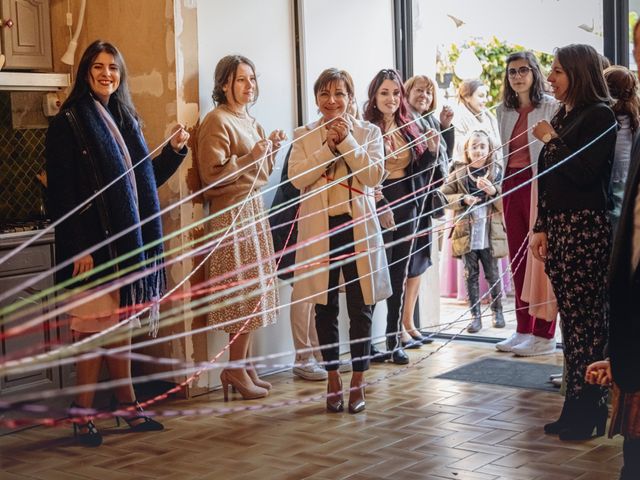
top-left (440, 36), bottom-right (554, 108)
top-left (630, 11), bottom-right (639, 41)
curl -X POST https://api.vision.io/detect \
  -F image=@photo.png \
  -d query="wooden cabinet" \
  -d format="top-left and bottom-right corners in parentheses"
top-left (0, 0), bottom-right (52, 71)
top-left (0, 240), bottom-right (60, 396)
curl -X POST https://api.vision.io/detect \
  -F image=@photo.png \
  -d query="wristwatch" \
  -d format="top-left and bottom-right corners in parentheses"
top-left (542, 132), bottom-right (556, 144)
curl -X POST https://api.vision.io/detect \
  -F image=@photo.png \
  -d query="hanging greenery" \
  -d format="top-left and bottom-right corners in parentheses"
top-left (440, 36), bottom-right (554, 108)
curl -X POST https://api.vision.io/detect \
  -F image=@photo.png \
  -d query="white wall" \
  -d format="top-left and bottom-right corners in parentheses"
top-left (196, 0), bottom-right (298, 387)
top-left (299, 0), bottom-right (396, 121)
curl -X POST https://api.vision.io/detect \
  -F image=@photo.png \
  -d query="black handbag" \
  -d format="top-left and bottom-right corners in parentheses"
top-left (428, 189), bottom-right (447, 220)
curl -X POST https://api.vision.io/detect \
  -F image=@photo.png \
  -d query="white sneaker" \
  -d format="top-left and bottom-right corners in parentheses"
top-left (495, 332), bottom-right (531, 352)
top-left (551, 377), bottom-right (562, 387)
top-left (292, 359), bottom-right (328, 381)
top-left (549, 373), bottom-right (563, 380)
top-left (338, 361), bottom-right (352, 373)
top-left (511, 336), bottom-right (556, 357)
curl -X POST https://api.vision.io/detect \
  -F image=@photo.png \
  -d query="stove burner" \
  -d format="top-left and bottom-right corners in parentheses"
top-left (0, 220), bottom-right (51, 234)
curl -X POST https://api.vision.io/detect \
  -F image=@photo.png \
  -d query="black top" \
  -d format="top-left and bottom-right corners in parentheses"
top-left (534, 102), bottom-right (617, 232)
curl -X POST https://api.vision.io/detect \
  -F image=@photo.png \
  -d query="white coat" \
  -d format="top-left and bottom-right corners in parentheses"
top-left (288, 117), bottom-right (392, 305)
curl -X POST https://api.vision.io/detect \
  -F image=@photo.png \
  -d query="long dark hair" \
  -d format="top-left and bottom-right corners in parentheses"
top-left (502, 51), bottom-right (547, 109)
top-left (363, 69), bottom-right (425, 156)
top-left (61, 40), bottom-right (138, 128)
top-left (604, 65), bottom-right (640, 134)
top-left (554, 44), bottom-right (611, 108)
top-left (212, 54), bottom-right (259, 106)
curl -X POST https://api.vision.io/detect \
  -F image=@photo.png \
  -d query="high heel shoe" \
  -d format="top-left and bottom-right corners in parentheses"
top-left (326, 374), bottom-right (344, 413)
top-left (247, 366), bottom-right (272, 390)
top-left (348, 385), bottom-right (366, 414)
top-left (70, 402), bottom-right (102, 447)
top-left (558, 403), bottom-right (608, 441)
top-left (409, 332), bottom-right (433, 345)
top-left (544, 399), bottom-right (572, 435)
top-left (110, 397), bottom-right (164, 432)
top-left (220, 369), bottom-right (269, 401)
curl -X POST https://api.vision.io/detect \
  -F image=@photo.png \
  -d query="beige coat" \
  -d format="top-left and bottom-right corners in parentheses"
top-left (288, 117), bottom-right (392, 305)
top-left (441, 160), bottom-right (508, 259)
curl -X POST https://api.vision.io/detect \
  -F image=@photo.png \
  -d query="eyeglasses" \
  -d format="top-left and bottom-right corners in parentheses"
top-left (507, 66), bottom-right (533, 78)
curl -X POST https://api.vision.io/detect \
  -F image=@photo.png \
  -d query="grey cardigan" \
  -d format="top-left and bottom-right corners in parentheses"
top-left (496, 94), bottom-right (559, 173)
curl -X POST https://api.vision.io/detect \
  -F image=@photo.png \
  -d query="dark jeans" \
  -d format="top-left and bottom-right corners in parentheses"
top-left (382, 178), bottom-right (417, 350)
top-left (461, 248), bottom-right (502, 316)
top-left (315, 215), bottom-right (372, 372)
top-left (621, 438), bottom-right (640, 480)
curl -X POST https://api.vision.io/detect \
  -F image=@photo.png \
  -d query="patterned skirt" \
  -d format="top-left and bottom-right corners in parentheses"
top-left (205, 194), bottom-right (278, 334)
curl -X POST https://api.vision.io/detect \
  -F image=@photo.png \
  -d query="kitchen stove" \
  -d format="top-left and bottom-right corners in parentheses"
top-left (0, 220), bottom-right (51, 234)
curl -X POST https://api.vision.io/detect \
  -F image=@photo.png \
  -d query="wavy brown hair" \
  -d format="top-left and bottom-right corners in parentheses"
top-left (501, 51), bottom-right (547, 109)
top-left (363, 69), bottom-right (425, 156)
top-left (212, 54), bottom-right (258, 107)
top-left (554, 44), bottom-right (611, 109)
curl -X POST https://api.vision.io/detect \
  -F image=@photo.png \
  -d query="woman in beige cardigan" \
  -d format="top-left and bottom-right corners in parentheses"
top-left (289, 68), bottom-right (391, 414)
top-left (198, 55), bottom-right (286, 401)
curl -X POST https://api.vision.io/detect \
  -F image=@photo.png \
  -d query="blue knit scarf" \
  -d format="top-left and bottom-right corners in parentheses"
top-left (71, 94), bottom-right (166, 329)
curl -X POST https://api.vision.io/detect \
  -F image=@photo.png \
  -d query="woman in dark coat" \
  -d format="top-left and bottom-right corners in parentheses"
top-left (46, 40), bottom-right (188, 446)
top-left (530, 43), bottom-right (617, 441)
top-left (363, 69), bottom-right (439, 363)
top-left (401, 74), bottom-right (452, 344)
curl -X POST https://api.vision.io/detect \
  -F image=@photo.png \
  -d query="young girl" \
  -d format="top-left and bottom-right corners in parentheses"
top-left (441, 130), bottom-right (508, 333)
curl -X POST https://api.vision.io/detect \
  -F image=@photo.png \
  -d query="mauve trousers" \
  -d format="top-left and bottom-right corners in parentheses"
top-left (503, 167), bottom-right (556, 339)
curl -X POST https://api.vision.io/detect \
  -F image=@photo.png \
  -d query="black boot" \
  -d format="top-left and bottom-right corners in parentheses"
top-left (558, 389), bottom-right (608, 441)
top-left (492, 310), bottom-right (505, 328)
top-left (544, 398), bottom-right (573, 435)
top-left (466, 281), bottom-right (482, 333)
top-left (467, 312), bottom-right (482, 334)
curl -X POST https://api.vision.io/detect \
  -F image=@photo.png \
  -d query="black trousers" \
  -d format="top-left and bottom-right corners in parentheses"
top-left (315, 215), bottom-right (372, 372)
top-left (461, 248), bottom-right (502, 316)
top-left (381, 178), bottom-right (417, 350)
top-left (621, 438), bottom-right (640, 480)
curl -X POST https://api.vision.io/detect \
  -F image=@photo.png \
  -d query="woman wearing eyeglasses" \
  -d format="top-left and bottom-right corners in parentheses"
top-left (495, 52), bottom-right (560, 356)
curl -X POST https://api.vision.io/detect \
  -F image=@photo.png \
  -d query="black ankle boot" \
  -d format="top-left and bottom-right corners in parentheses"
top-left (558, 391), bottom-right (608, 441)
top-left (544, 398), bottom-right (573, 435)
top-left (559, 403), bottom-right (607, 441)
top-left (492, 310), bottom-right (505, 328)
top-left (467, 314), bottom-right (482, 333)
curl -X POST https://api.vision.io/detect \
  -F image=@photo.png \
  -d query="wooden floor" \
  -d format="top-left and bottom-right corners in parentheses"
top-left (0, 341), bottom-right (623, 480)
